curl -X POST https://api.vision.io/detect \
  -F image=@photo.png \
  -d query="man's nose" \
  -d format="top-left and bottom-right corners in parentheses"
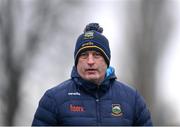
top-left (87, 55), bottom-right (95, 65)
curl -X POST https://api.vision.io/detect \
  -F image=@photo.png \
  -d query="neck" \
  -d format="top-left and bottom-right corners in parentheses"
top-left (88, 78), bottom-right (104, 86)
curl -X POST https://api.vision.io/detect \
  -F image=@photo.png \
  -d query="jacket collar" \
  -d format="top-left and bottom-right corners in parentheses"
top-left (71, 66), bottom-right (116, 96)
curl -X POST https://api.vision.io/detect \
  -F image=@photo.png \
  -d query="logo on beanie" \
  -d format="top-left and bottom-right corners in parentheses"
top-left (84, 31), bottom-right (94, 39)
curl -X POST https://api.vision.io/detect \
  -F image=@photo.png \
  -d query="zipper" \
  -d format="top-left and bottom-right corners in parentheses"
top-left (95, 90), bottom-right (101, 126)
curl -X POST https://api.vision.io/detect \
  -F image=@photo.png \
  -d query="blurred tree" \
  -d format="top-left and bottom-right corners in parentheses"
top-left (123, 0), bottom-right (174, 125)
top-left (0, 0), bottom-right (22, 125)
top-left (0, 0), bottom-right (86, 125)
top-left (0, 0), bottom-right (48, 125)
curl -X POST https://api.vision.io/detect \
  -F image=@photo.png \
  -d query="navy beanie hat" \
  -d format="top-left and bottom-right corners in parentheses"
top-left (74, 23), bottom-right (111, 66)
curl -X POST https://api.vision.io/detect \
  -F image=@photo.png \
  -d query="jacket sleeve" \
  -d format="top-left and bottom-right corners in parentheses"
top-left (32, 90), bottom-right (59, 126)
top-left (133, 90), bottom-right (153, 126)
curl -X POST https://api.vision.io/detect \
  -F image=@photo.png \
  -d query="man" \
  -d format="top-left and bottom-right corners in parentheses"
top-left (32, 23), bottom-right (153, 126)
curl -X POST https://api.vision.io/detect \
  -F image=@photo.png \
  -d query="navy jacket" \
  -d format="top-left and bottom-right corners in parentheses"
top-left (32, 67), bottom-right (153, 126)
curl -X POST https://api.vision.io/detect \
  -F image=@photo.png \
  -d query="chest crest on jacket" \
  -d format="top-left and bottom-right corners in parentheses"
top-left (112, 104), bottom-right (123, 116)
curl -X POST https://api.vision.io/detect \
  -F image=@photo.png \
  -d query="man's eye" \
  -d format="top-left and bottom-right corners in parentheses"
top-left (94, 52), bottom-right (102, 57)
top-left (79, 52), bottom-right (88, 58)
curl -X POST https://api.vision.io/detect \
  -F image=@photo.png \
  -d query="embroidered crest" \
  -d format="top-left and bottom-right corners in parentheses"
top-left (112, 104), bottom-right (123, 116)
top-left (84, 31), bottom-right (94, 39)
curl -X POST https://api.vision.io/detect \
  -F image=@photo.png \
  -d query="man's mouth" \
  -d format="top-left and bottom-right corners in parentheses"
top-left (85, 69), bottom-right (97, 73)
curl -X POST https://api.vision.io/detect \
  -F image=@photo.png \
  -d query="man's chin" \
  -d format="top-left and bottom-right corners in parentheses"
top-left (85, 77), bottom-right (98, 82)
top-left (86, 78), bottom-right (97, 81)
top-left (86, 75), bottom-right (98, 80)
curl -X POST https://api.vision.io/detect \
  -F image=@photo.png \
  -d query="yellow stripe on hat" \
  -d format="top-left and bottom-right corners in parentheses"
top-left (75, 45), bottom-right (110, 61)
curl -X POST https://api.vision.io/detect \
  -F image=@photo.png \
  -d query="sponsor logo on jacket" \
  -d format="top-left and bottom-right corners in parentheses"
top-left (70, 104), bottom-right (84, 112)
top-left (68, 92), bottom-right (80, 96)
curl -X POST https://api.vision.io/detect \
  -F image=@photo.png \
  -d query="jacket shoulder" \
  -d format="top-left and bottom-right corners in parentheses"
top-left (113, 80), bottom-right (137, 97)
top-left (46, 79), bottom-right (75, 102)
top-left (32, 79), bottom-right (75, 125)
top-left (113, 81), bottom-right (152, 126)
top-left (112, 81), bottom-right (152, 126)
top-left (48, 79), bottom-right (74, 94)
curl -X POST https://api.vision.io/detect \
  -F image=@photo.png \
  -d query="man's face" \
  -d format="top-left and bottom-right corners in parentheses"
top-left (77, 50), bottom-right (107, 85)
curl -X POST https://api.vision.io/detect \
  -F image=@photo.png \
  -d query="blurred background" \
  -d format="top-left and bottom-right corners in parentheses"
top-left (0, 0), bottom-right (180, 125)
